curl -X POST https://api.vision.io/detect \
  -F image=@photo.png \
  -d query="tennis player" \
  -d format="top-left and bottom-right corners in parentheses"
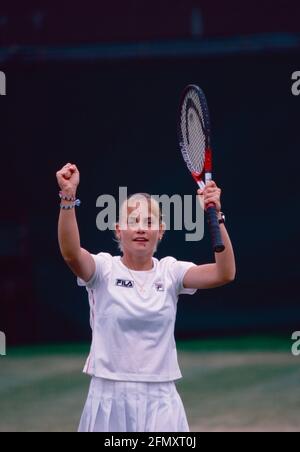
top-left (56, 162), bottom-right (235, 432)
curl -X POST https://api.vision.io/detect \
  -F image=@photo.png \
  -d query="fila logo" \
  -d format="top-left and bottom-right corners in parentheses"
top-left (154, 282), bottom-right (165, 292)
top-left (115, 279), bottom-right (134, 288)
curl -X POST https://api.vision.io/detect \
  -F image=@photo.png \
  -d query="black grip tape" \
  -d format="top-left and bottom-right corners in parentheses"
top-left (206, 206), bottom-right (225, 253)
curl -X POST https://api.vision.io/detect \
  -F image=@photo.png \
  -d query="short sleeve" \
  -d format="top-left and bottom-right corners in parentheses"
top-left (77, 252), bottom-right (112, 290)
top-left (167, 257), bottom-right (198, 296)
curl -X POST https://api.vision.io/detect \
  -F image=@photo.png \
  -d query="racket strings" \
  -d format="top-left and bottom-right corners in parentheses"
top-left (180, 89), bottom-right (206, 174)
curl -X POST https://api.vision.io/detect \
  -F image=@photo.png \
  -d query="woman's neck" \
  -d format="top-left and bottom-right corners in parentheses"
top-left (121, 253), bottom-right (154, 271)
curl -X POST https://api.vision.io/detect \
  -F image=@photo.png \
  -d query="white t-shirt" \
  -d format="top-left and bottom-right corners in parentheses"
top-left (77, 253), bottom-right (198, 382)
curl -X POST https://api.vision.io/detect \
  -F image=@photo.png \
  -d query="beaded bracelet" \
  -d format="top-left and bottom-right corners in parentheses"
top-left (59, 191), bottom-right (76, 202)
top-left (60, 199), bottom-right (81, 210)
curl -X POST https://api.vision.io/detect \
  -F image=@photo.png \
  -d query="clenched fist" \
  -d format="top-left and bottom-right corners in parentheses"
top-left (197, 180), bottom-right (222, 213)
top-left (56, 163), bottom-right (80, 194)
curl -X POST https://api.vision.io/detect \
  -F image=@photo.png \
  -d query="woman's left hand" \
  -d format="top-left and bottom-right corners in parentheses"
top-left (197, 181), bottom-right (222, 213)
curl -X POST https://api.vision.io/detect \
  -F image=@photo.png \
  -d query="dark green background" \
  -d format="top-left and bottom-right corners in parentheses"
top-left (0, 52), bottom-right (299, 344)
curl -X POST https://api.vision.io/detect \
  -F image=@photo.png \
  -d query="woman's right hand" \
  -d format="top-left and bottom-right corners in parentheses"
top-left (56, 163), bottom-right (80, 194)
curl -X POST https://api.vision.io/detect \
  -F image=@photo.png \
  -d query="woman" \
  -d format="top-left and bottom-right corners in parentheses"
top-left (56, 162), bottom-right (236, 432)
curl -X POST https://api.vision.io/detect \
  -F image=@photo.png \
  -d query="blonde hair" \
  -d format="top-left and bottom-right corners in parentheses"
top-left (113, 193), bottom-right (165, 253)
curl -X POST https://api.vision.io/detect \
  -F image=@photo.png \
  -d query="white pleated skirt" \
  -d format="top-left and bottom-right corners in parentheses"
top-left (78, 377), bottom-right (189, 432)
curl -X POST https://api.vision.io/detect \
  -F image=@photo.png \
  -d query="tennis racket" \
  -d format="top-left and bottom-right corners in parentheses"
top-left (178, 84), bottom-right (225, 253)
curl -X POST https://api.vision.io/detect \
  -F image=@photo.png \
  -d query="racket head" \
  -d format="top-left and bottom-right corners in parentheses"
top-left (177, 84), bottom-right (212, 187)
top-left (177, 85), bottom-right (225, 253)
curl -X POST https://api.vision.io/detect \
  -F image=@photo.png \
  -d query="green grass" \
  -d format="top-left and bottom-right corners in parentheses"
top-left (1, 336), bottom-right (299, 432)
top-left (7, 335), bottom-right (291, 357)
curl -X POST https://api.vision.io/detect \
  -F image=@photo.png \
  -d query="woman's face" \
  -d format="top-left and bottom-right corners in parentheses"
top-left (116, 200), bottom-right (164, 255)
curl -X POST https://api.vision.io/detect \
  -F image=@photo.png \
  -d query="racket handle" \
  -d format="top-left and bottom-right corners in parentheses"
top-left (206, 205), bottom-right (225, 253)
